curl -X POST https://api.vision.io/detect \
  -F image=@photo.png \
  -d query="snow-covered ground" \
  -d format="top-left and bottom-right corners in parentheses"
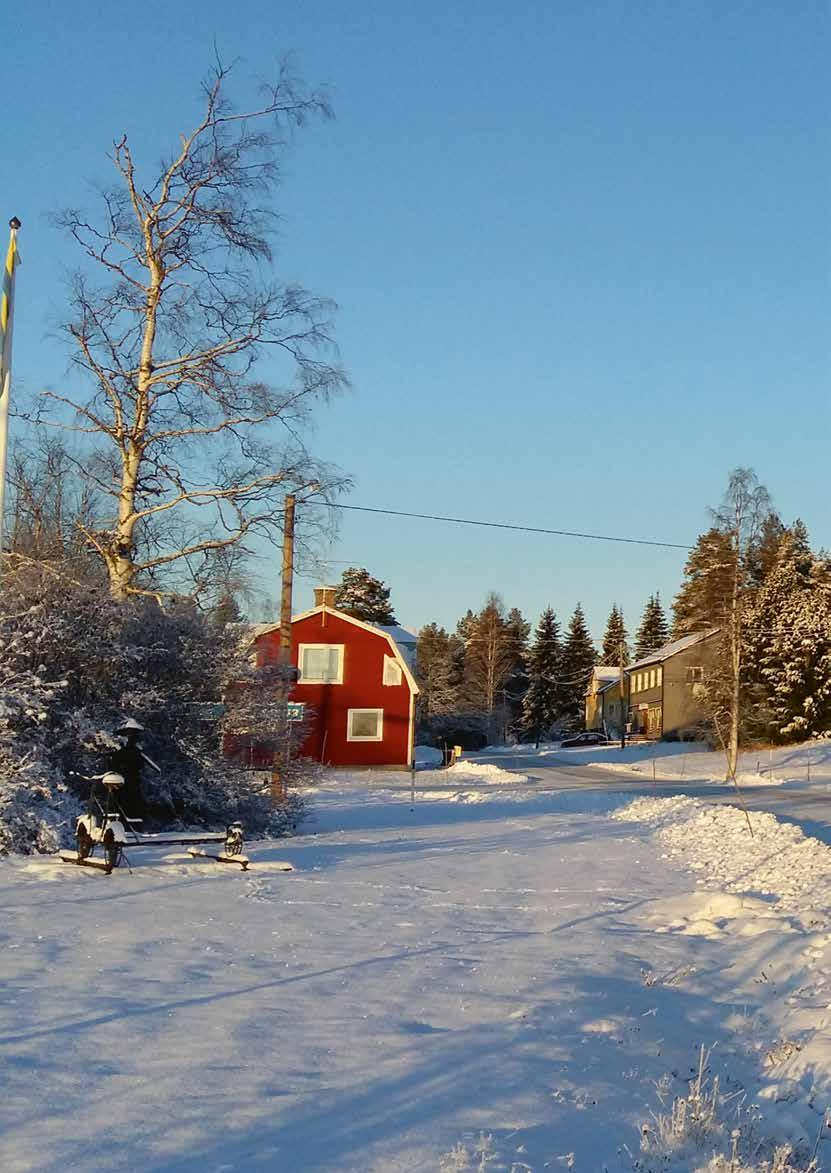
top-left (480, 737), bottom-right (831, 789)
top-left (3, 771), bottom-right (831, 1169)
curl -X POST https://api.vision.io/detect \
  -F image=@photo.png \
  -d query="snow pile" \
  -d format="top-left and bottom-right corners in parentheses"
top-left (614, 796), bottom-right (831, 914)
top-left (442, 760), bottom-right (529, 785)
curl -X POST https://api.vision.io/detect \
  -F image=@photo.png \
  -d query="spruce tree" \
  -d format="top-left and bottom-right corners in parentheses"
top-left (747, 512), bottom-right (786, 587)
top-left (560, 603), bottom-right (597, 727)
top-left (601, 604), bottom-right (629, 665)
top-left (522, 608), bottom-right (562, 744)
top-left (634, 594), bottom-right (669, 659)
top-left (744, 530), bottom-right (831, 741)
top-left (504, 607), bottom-right (531, 735)
top-left (672, 528), bottom-right (735, 636)
top-left (335, 567), bottom-right (397, 624)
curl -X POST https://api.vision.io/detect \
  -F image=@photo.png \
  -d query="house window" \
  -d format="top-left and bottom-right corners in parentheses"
top-left (383, 655), bottom-right (402, 686)
top-left (686, 666), bottom-right (704, 683)
top-left (656, 666), bottom-right (663, 687)
top-left (347, 708), bottom-right (384, 742)
top-left (298, 644), bottom-right (344, 684)
top-left (630, 675), bottom-right (637, 695)
top-left (649, 669), bottom-right (656, 689)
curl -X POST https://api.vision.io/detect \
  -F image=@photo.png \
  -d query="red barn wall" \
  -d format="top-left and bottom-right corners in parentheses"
top-left (253, 611), bottom-right (414, 767)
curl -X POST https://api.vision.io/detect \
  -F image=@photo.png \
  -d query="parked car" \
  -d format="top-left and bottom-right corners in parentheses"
top-left (560, 731), bottom-right (610, 748)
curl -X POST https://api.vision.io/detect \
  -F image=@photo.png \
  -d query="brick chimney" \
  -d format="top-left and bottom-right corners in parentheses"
top-left (314, 584), bottom-right (338, 609)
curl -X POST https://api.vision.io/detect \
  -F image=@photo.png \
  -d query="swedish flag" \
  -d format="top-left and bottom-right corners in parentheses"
top-left (0, 217), bottom-right (21, 552)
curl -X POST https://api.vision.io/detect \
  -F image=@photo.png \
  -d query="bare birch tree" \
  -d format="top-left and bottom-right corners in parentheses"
top-left (43, 56), bottom-right (347, 600)
top-left (709, 468), bottom-right (772, 783)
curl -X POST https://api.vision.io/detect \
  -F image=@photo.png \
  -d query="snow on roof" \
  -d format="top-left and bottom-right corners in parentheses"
top-left (374, 623), bottom-right (417, 669)
top-left (373, 624), bottom-right (417, 645)
top-left (593, 666), bottom-right (619, 680)
top-left (627, 627), bottom-right (720, 671)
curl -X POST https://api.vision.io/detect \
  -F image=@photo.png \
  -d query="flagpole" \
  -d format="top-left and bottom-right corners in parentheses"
top-left (0, 217), bottom-right (21, 559)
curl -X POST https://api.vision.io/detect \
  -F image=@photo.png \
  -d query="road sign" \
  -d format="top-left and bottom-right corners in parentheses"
top-left (287, 702), bottom-right (305, 722)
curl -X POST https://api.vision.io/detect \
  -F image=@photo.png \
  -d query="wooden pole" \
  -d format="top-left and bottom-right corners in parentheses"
top-left (619, 642), bottom-right (626, 751)
top-left (272, 493), bottom-right (296, 805)
top-left (279, 493), bottom-right (296, 668)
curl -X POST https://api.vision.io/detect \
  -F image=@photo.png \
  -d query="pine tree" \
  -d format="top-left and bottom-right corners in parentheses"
top-left (522, 608), bottom-right (562, 744)
top-left (559, 604), bottom-right (597, 727)
top-left (334, 567), bottom-right (397, 624)
top-left (601, 604), bottom-right (629, 665)
top-left (634, 594), bottom-right (669, 659)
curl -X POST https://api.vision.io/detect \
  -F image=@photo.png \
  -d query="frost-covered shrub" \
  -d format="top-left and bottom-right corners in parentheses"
top-left (0, 579), bottom-right (306, 854)
top-left (636, 1047), bottom-right (820, 1173)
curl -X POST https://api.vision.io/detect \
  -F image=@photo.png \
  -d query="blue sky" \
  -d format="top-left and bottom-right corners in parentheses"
top-left (3, 1), bottom-right (829, 641)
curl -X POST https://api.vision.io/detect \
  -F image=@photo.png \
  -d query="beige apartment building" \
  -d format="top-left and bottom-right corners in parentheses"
top-left (586, 628), bottom-right (719, 740)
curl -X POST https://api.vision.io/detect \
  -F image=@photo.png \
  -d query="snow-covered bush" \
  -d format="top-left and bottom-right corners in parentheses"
top-left (0, 578), bottom-right (305, 854)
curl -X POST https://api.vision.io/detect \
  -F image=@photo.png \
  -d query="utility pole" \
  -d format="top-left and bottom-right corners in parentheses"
top-left (619, 642), bottom-right (626, 751)
top-left (0, 218), bottom-right (22, 559)
top-left (279, 493), bottom-right (296, 667)
top-left (272, 492), bottom-right (296, 804)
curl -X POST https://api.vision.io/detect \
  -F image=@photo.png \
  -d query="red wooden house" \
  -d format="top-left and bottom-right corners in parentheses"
top-left (251, 587), bottom-right (419, 768)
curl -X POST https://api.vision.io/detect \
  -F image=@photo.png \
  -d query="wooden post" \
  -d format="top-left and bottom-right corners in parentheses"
top-left (273, 493), bottom-right (296, 806)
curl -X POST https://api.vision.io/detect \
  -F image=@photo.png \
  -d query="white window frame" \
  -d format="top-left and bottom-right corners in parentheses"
top-left (347, 708), bottom-right (384, 742)
top-left (382, 655), bottom-right (403, 686)
top-left (298, 643), bottom-right (344, 685)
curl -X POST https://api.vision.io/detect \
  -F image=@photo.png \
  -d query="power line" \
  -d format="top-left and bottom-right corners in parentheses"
top-left (315, 501), bottom-right (691, 551)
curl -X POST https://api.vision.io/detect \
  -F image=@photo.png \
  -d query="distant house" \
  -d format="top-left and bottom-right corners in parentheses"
top-left (585, 666), bottom-right (620, 731)
top-left (251, 586), bottom-right (420, 768)
top-left (584, 629), bottom-right (719, 740)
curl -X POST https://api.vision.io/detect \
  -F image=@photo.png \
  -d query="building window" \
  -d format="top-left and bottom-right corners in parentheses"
top-left (656, 666), bottom-right (663, 687)
top-left (383, 655), bottom-right (402, 686)
top-left (347, 708), bottom-right (384, 742)
top-left (686, 666), bottom-right (704, 683)
top-left (649, 669), bottom-right (656, 689)
top-left (298, 644), bottom-right (344, 684)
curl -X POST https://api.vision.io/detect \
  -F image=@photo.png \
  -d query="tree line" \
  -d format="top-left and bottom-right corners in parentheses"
top-left (340, 470), bottom-right (831, 764)
top-left (415, 592), bottom-right (676, 747)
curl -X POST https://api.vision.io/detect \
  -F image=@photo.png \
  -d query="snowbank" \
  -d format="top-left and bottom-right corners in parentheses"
top-left (614, 795), bottom-right (831, 914)
top-left (441, 760), bottom-right (529, 786)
